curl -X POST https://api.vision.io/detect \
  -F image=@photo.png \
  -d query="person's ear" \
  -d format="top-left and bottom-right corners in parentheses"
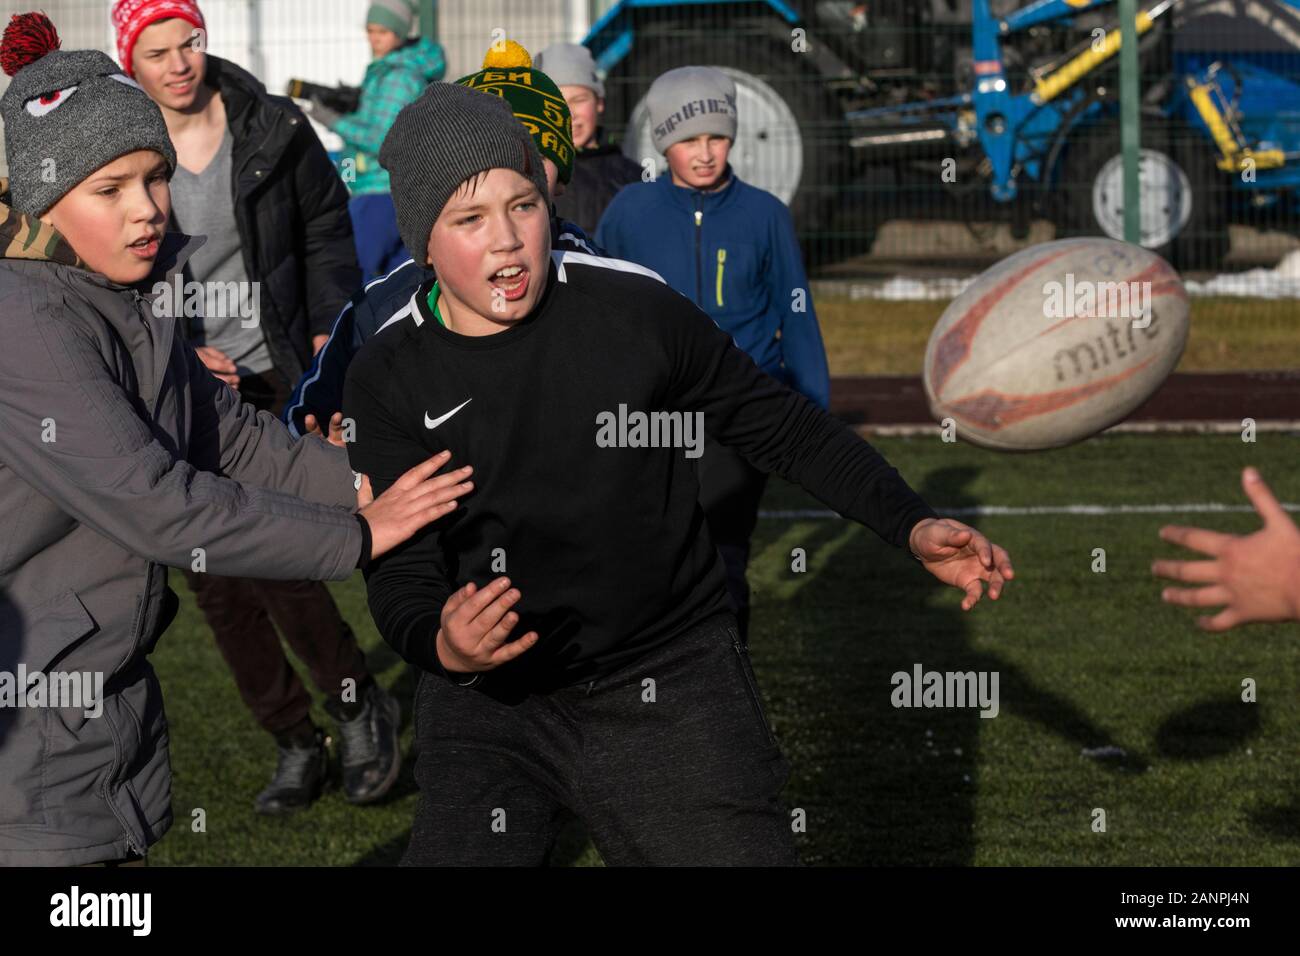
top-left (596, 97), bottom-right (605, 115)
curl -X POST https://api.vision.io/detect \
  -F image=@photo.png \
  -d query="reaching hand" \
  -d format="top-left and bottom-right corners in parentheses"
top-left (306, 94), bottom-right (342, 129)
top-left (195, 345), bottom-right (239, 390)
top-left (435, 576), bottom-right (541, 675)
top-left (908, 517), bottom-right (1014, 611)
top-left (304, 411), bottom-right (347, 449)
top-left (1153, 467), bottom-right (1300, 631)
top-left (358, 451), bottom-right (474, 561)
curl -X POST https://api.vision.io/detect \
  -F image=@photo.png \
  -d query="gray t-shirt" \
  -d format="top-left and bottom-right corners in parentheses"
top-left (169, 128), bottom-right (273, 376)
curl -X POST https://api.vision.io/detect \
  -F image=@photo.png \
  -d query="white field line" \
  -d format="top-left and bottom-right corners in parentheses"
top-left (851, 422), bottom-right (1300, 437)
top-left (761, 503), bottom-right (1300, 519)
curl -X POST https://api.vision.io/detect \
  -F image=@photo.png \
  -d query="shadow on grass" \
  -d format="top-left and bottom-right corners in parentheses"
top-left (774, 465), bottom-right (1149, 865)
top-left (1247, 796), bottom-right (1300, 843)
top-left (1155, 698), bottom-right (1262, 759)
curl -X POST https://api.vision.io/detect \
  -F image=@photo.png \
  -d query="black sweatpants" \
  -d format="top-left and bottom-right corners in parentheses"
top-left (402, 612), bottom-right (800, 866)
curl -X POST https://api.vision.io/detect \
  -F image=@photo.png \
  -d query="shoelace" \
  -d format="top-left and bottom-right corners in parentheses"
top-left (336, 701), bottom-right (378, 768)
top-left (271, 740), bottom-right (320, 786)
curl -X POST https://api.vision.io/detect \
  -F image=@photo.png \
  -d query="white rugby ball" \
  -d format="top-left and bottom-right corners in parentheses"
top-left (923, 238), bottom-right (1189, 450)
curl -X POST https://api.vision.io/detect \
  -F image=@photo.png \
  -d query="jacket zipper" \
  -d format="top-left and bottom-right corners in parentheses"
top-left (231, 110), bottom-right (303, 383)
top-left (130, 288), bottom-right (152, 345)
top-left (693, 198), bottom-right (703, 307)
top-left (99, 713), bottom-right (145, 855)
top-left (101, 520), bottom-right (155, 856)
top-left (715, 248), bottom-right (726, 308)
top-left (232, 168), bottom-right (277, 378)
top-left (732, 640), bottom-right (778, 747)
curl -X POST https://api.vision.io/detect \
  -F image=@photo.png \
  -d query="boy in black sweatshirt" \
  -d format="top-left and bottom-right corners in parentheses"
top-left (344, 82), bottom-right (1015, 866)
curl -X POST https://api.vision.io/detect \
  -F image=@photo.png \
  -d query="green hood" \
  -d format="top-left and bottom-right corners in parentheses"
top-left (0, 177), bottom-right (84, 267)
top-left (373, 37), bottom-right (445, 84)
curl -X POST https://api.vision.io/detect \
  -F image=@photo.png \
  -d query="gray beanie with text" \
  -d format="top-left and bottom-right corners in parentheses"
top-left (646, 66), bottom-right (738, 154)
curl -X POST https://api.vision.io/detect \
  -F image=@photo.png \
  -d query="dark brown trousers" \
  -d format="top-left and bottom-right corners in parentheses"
top-left (182, 369), bottom-right (367, 734)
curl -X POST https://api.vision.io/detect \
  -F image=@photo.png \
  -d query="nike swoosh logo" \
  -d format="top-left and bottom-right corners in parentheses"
top-left (424, 399), bottom-right (472, 430)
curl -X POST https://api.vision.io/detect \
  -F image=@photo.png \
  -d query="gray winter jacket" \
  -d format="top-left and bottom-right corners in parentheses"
top-left (0, 201), bottom-right (364, 865)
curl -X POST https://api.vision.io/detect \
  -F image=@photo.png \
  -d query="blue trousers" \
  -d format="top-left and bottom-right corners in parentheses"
top-left (349, 193), bottom-right (410, 284)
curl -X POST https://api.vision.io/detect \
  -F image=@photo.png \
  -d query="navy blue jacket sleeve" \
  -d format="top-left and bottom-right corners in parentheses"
top-left (593, 187), bottom-right (630, 257)
top-left (767, 202), bottom-right (830, 410)
top-left (283, 297), bottom-right (363, 438)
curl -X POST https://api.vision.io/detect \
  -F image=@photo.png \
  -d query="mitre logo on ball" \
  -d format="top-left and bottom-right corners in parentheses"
top-left (923, 238), bottom-right (1189, 451)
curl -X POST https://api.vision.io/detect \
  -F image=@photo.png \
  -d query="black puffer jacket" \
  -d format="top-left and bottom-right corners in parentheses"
top-left (554, 127), bottom-right (644, 237)
top-left (185, 56), bottom-right (360, 386)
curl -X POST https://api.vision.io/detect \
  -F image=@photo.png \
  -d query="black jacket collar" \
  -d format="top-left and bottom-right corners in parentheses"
top-left (204, 55), bottom-right (304, 191)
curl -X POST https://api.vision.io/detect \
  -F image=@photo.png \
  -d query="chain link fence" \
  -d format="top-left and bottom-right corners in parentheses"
top-left (3, 0), bottom-right (1300, 306)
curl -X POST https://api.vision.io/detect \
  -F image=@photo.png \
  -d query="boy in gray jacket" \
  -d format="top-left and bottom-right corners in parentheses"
top-left (0, 12), bottom-right (469, 865)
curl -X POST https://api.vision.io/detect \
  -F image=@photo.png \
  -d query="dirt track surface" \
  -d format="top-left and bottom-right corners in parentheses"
top-left (830, 372), bottom-right (1300, 426)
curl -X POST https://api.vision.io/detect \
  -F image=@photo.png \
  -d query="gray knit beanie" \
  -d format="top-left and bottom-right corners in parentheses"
top-left (534, 42), bottom-right (604, 98)
top-left (646, 66), bottom-right (738, 154)
top-left (1, 13), bottom-right (177, 217)
top-left (366, 0), bottom-right (416, 37)
top-left (379, 82), bottom-right (550, 266)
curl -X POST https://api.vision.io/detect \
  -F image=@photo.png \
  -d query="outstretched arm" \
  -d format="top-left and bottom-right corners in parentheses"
top-left (661, 293), bottom-right (1013, 609)
top-left (0, 305), bottom-right (361, 581)
top-left (186, 343), bottom-right (356, 510)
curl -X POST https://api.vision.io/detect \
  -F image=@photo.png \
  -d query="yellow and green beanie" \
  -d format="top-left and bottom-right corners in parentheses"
top-left (455, 40), bottom-right (574, 184)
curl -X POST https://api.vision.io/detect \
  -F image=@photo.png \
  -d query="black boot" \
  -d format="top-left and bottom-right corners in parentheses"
top-left (255, 726), bottom-right (328, 816)
top-left (326, 681), bottom-right (401, 805)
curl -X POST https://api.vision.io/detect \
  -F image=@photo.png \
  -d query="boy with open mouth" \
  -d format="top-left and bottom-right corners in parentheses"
top-left (282, 38), bottom-right (606, 443)
top-left (0, 12), bottom-right (462, 866)
top-left (344, 81), bottom-right (1016, 866)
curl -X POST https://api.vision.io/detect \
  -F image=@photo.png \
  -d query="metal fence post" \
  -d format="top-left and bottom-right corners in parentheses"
top-left (420, 0), bottom-right (438, 41)
top-left (1119, 0), bottom-right (1142, 245)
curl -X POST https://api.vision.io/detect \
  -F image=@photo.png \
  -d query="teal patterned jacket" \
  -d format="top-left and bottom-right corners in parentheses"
top-left (334, 37), bottom-right (445, 195)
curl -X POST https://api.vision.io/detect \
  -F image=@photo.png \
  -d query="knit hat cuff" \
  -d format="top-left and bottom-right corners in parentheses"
top-left (366, 1), bottom-right (414, 36)
top-left (111, 0), bottom-right (206, 77)
top-left (379, 82), bottom-right (550, 265)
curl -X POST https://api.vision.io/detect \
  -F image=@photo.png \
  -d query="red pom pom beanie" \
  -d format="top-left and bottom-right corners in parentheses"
top-left (111, 0), bottom-right (206, 78)
top-left (1, 12), bottom-right (176, 216)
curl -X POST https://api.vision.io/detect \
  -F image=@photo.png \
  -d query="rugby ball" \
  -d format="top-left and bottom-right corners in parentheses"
top-left (923, 238), bottom-right (1189, 450)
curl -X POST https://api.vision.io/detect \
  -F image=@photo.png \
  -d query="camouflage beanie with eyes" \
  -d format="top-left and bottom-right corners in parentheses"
top-left (1, 12), bottom-right (177, 217)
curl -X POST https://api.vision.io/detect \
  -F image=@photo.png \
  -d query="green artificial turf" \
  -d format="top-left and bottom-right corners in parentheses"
top-left (149, 433), bottom-right (1300, 865)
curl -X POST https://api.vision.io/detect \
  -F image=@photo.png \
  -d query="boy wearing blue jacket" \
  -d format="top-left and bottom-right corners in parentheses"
top-left (596, 66), bottom-right (830, 641)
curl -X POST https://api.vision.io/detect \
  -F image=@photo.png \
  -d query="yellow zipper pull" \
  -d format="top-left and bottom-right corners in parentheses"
top-left (716, 248), bottom-right (726, 307)
top-left (694, 210), bottom-right (702, 226)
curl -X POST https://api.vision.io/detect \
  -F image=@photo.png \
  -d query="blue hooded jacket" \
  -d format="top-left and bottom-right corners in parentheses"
top-left (596, 164), bottom-right (829, 409)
